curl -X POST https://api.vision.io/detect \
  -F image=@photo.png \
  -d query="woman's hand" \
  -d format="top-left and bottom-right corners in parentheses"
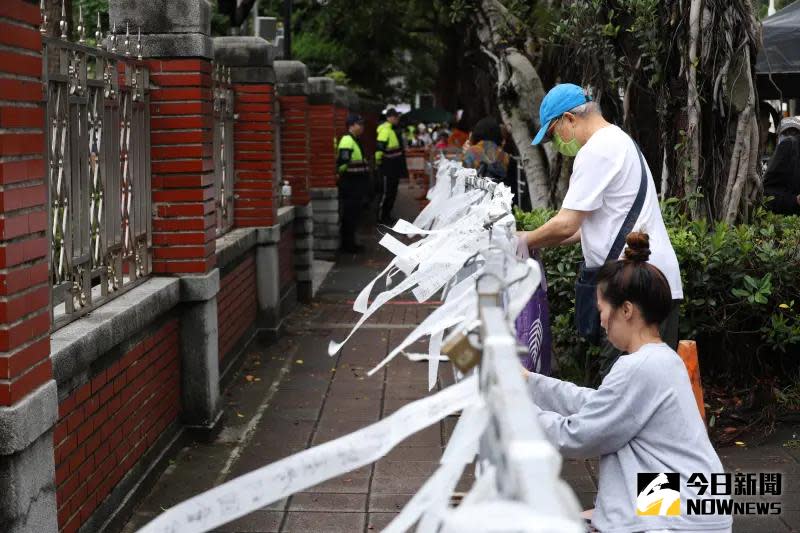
top-left (520, 365), bottom-right (530, 383)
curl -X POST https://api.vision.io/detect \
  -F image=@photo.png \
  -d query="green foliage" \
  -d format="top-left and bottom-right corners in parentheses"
top-left (515, 205), bottom-right (800, 386)
top-left (757, 0), bottom-right (796, 19)
top-left (257, 0), bottom-right (460, 100)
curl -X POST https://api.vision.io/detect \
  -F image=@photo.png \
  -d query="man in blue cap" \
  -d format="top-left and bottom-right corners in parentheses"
top-left (519, 83), bottom-right (683, 376)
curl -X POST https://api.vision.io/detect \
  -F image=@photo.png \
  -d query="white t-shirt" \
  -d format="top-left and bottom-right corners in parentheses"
top-left (562, 125), bottom-right (684, 300)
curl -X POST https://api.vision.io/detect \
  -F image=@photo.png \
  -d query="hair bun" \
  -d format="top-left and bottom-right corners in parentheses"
top-left (624, 232), bottom-right (651, 262)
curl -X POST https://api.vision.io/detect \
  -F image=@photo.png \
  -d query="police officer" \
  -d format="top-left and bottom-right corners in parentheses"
top-left (376, 108), bottom-right (406, 225)
top-left (337, 114), bottom-right (370, 253)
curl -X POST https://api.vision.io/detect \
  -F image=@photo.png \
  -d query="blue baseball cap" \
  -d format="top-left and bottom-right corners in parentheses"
top-left (531, 84), bottom-right (591, 145)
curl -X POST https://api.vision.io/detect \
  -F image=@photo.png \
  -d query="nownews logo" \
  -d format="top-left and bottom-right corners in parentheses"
top-left (637, 473), bottom-right (680, 516)
top-left (636, 472), bottom-right (782, 516)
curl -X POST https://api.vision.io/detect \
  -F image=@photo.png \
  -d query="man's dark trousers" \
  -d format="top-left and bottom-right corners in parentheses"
top-left (377, 158), bottom-right (404, 223)
top-left (339, 174), bottom-right (368, 249)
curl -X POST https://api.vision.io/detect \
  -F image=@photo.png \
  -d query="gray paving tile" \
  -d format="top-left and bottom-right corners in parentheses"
top-left (384, 445), bottom-right (442, 462)
top-left (372, 474), bottom-right (431, 494)
top-left (213, 510), bottom-right (283, 532)
top-left (288, 492), bottom-right (366, 512)
top-left (281, 511), bottom-right (365, 533)
top-left (369, 493), bottom-right (413, 512)
top-left (780, 509), bottom-right (800, 529)
top-left (367, 512), bottom-right (400, 530)
top-left (374, 460), bottom-right (439, 479)
top-left (732, 514), bottom-right (791, 532)
top-left (307, 466), bottom-right (372, 493)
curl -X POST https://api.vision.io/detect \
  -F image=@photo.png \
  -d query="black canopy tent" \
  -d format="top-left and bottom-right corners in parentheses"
top-left (756, 1), bottom-right (800, 99)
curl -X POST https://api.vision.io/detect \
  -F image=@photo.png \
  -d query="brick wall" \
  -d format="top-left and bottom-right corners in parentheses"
top-left (0, 0), bottom-right (51, 407)
top-left (335, 106), bottom-right (347, 142)
top-left (309, 104), bottom-right (336, 188)
top-left (278, 95), bottom-right (310, 205)
top-left (53, 319), bottom-right (180, 533)
top-left (233, 84), bottom-right (277, 227)
top-left (148, 59), bottom-right (216, 275)
top-left (217, 253), bottom-right (257, 361)
top-left (278, 225), bottom-right (295, 292)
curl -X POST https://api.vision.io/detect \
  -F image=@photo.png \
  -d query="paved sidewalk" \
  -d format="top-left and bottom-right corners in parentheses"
top-left (122, 186), bottom-right (799, 533)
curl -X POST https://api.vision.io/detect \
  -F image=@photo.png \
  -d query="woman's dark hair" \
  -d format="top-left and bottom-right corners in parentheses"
top-left (470, 117), bottom-right (502, 145)
top-left (596, 232), bottom-right (672, 325)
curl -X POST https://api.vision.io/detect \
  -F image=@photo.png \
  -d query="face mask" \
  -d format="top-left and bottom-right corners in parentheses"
top-left (553, 131), bottom-right (582, 157)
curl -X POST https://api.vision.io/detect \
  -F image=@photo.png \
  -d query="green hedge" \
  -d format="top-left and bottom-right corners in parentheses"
top-left (515, 203), bottom-right (800, 386)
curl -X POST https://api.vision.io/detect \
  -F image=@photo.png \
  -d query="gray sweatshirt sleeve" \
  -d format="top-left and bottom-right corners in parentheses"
top-left (526, 372), bottom-right (595, 416)
top-left (531, 358), bottom-right (667, 459)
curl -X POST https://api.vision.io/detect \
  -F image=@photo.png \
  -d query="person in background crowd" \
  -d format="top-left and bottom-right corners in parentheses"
top-left (336, 114), bottom-right (370, 253)
top-left (376, 108), bottom-right (406, 225)
top-left (449, 117), bottom-right (470, 149)
top-left (416, 123), bottom-right (432, 146)
top-left (404, 124), bottom-right (416, 147)
top-left (522, 232), bottom-right (731, 533)
top-left (434, 129), bottom-right (449, 150)
top-left (462, 116), bottom-right (510, 182)
top-left (763, 116), bottom-right (800, 215)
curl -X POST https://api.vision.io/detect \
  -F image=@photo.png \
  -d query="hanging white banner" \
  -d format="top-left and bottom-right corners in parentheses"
top-left (136, 376), bottom-right (480, 533)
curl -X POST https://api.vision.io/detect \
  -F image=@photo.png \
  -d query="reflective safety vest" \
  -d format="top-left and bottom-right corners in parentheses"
top-left (337, 134), bottom-right (369, 176)
top-left (376, 121), bottom-right (403, 164)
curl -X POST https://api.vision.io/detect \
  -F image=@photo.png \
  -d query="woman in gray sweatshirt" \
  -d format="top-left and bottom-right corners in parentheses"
top-left (523, 232), bottom-right (732, 533)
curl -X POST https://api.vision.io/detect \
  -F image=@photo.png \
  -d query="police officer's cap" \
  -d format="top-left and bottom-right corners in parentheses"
top-left (346, 113), bottom-right (364, 126)
top-left (385, 108), bottom-right (399, 118)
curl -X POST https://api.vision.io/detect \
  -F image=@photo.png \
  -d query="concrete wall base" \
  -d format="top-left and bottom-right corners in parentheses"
top-left (0, 430), bottom-right (57, 533)
top-left (179, 270), bottom-right (221, 432)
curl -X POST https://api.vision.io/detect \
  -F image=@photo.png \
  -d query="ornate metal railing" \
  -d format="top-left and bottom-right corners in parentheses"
top-left (212, 63), bottom-right (235, 235)
top-left (43, 6), bottom-right (152, 329)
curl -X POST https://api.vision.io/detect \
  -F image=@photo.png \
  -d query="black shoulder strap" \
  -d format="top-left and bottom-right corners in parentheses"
top-left (605, 140), bottom-right (648, 263)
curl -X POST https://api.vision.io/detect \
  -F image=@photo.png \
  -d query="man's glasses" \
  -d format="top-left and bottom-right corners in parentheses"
top-left (542, 116), bottom-right (562, 144)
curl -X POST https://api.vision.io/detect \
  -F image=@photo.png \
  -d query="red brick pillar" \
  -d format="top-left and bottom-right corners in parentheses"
top-left (308, 77), bottom-right (336, 189)
top-left (308, 77), bottom-right (337, 259)
top-left (274, 61), bottom-right (313, 301)
top-left (334, 85), bottom-right (349, 142)
top-left (112, 0), bottom-right (222, 432)
top-left (0, 1), bottom-right (59, 531)
top-left (0, 0), bottom-right (51, 409)
top-left (213, 38), bottom-right (278, 228)
top-left (274, 61), bottom-right (310, 206)
top-left (147, 58), bottom-right (216, 274)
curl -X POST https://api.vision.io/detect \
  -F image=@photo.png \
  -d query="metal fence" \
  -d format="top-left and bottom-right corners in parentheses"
top-left (212, 63), bottom-right (235, 235)
top-left (44, 10), bottom-right (152, 329)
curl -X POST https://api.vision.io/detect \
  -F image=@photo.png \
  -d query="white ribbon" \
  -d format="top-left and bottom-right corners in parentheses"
top-left (137, 376), bottom-right (480, 533)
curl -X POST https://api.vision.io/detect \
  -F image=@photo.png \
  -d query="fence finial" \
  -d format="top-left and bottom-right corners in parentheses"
top-left (40, 0), bottom-right (47, 35)
top-left (77, 6), bottom-right (85, 44)
top-left (136, 27), bottom-right (143, 60)
top-left (109, 23), bottom-right (117, 53)
top-left (95, 13), bottom-right (103, 48)
top-left (59, 0), bottom-right (67, 39)
top-left (124, 23), bottom-right (131, 57)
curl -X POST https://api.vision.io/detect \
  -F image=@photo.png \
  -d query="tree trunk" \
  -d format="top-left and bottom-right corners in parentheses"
top-left (722, 46), bottom-right (759, 223)
top-left (475, 0), bottom-right (552, 208)
top-left (685, 0), bottom-right (703, 214)
top-left (499, 49), bottom-right (551, 207)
